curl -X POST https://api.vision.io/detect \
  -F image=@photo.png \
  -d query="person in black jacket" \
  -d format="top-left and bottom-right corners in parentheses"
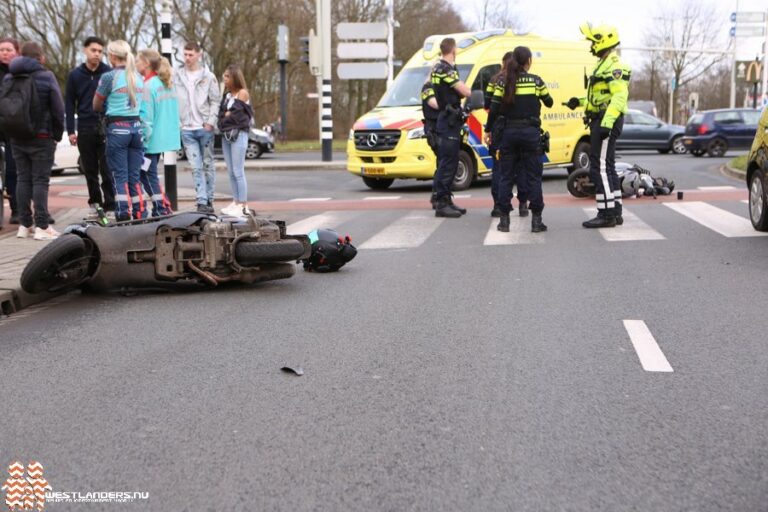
top-left (217, 65), bottom-right (253, 217)
top-left (6, 42), bottom-right (65, 240)
top-left (65, 36), bottom-right (114, 213)
top-left (485, 46), bottom-right (553, 234)
top-left (0, 37), bottom-right (19, 225)
top-left (485, 51), bottom-right (513, 218)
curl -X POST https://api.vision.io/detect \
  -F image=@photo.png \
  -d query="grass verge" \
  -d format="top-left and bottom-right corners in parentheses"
top-left (728, 155), bottom-right (748, 172)
top-left (276, 140), bottom-right (348, 152)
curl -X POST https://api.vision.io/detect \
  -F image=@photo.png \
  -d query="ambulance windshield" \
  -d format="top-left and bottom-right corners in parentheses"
top-left (377, 64), bottom-right (473, 107)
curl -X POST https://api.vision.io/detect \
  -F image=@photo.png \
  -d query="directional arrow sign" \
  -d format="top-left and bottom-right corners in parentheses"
top-left (337, 42), bottom-right (388, 59)
top-left (336, 22), bottom-right (388, 40)
top-left (730, 11), bottom-right (766, 24)
top-left (337, 62), bottom-right (388, 79)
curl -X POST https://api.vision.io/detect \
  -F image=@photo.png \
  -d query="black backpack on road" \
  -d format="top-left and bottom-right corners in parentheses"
top-left (0, 73), bottom-right (41, 139)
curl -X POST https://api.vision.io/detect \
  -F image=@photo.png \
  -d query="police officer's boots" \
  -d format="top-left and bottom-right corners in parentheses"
top-left (446, 195), bottom-right (467, 215)
top-left (531, 212), bottom-right (547, 233)
top-left (518, 200), bottom-right (529, 217)
top-left (430, 193), bottom-right (438, 210)
top-left (582, 211), bottom-right (616, 228)
top-left (435, 197), bottom-right (462, 218)
top-left (497, 214), bottom-right (510, 232)
top-left (614, 206), bottom-right (624, 226)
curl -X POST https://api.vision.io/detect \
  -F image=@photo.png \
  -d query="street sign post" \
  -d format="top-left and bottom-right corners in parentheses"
top-left (730, 26), bottom-right (766, 38)
top-left (336, 2), bottom-right (396, 87)
top-left (337, 62), bottom-right (389, 80)
top-left (336, 22), bottom-right (388, 40)
top-left (337, 42), bottom-right (388, 60)
top-left (731, 11), bottom-right (766, 24)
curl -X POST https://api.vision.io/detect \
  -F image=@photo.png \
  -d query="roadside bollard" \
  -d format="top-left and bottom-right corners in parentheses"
top-left (677, 191), bottom-right (684, 200)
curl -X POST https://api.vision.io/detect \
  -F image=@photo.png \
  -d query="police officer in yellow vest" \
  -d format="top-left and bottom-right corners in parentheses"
top-left (566, 23), bottom-right (631, 228)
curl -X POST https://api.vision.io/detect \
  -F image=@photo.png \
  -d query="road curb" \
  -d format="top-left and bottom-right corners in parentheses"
top-left (722, 163), bottom-right (746, 182)
top-left (240, 163), bottom-right (347, 172)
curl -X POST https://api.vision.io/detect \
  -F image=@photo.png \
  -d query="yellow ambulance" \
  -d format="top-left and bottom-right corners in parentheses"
top-left (347, 29), bottom-right (596, 190)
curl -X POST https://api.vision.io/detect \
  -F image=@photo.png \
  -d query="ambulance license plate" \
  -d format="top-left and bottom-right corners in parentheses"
top-left (362, 167), bottom-right (385, 176)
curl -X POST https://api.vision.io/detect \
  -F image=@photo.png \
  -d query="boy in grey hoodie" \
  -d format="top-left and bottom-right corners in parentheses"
top-left (173, 41), bottom-right (221, 213)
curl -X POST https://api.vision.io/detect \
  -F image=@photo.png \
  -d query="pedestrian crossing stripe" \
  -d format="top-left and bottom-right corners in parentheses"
top-left (583, 208), bottom-right (665, 241)
top-left (359, 211), bottom-right (444, 250)
top-left (281, 201), bottom-right (764, 250)
top-left (483, 216), bottom-right (546, 245)
top-left (663, 201), bottom-right (768, 238)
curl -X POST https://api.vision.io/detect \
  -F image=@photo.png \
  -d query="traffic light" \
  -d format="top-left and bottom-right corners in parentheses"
top-left (299, 29), bottom-right (321, 76)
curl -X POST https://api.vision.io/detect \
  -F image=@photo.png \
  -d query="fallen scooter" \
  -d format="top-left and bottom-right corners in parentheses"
top-left (20, 212), bottom-right (311, 294)
top-left (566, 163), bottom-right (675, 198)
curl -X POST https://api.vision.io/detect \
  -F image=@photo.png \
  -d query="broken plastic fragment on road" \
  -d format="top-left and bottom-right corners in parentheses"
top-left (281, 365), bottom-right (304, 376)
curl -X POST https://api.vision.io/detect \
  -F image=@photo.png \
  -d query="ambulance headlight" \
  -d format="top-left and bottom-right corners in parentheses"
top-left (407, 127), bottom-right (425, 140)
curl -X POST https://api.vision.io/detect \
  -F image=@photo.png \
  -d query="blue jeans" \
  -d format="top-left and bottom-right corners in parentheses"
top-left (221, 131), bottom-right (248, 203)
top-left (141, 154), bottom-right (172, 216)
top-left (181, 129), bottom-right (215, 206)
top-left (106, 121), bottom-right (144, 220)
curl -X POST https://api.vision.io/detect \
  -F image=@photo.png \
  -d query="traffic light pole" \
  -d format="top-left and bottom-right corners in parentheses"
top-left (279, 62), bottom-right (287, 142)
top-left (318, 0), bottom-right (332, 162)
top-left (160, 0), bottom-right (177, 210)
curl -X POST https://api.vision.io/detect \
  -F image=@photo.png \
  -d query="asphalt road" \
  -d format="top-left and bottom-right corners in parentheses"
top-left (2, 151), bottom-right (767, 511)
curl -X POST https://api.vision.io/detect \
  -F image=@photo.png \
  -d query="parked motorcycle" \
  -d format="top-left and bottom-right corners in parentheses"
top-left (20, 212), bottom-right (311, 294)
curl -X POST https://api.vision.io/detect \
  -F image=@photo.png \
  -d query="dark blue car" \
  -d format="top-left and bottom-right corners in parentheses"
top-left (682, 108), bottom-right (761, 157)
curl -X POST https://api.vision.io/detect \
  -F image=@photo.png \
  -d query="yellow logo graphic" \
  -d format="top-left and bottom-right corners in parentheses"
top-left (2, 461), bottom-right (51, 511)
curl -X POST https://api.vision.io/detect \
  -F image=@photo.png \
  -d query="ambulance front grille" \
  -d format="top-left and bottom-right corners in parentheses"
top-left (354, 130), bottom-right (401, 151)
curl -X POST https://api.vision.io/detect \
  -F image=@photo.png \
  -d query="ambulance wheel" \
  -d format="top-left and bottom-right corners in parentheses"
top-left (568, 141), bottom-right (591, 172)
top-left (362, 177), bottom-right (394, 190)
top-left (451, 150), bottom-right (475, 191)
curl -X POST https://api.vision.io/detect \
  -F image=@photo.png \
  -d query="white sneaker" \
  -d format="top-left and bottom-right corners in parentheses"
top-left (16, 226), bottom-right (31, 238)
top-left (33, 226), bottom-right (60, 241)
top-left (220, 202), bottom-right (238, 215)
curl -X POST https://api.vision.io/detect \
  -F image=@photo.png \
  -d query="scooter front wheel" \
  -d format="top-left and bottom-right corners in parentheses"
top-left (566, 169), bottom-right (595, 198)
top-left (21, 234), bottom-right (92, 294)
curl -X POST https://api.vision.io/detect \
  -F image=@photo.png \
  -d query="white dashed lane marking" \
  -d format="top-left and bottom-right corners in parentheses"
top-left (623, 320), bottom-right (673, 373)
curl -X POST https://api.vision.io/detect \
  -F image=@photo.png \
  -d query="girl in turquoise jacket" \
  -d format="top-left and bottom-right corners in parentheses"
top-left (138, 49), bottom-right (180, 216)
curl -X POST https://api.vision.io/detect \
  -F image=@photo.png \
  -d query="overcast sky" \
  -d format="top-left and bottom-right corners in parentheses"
top-left (449, 0), bottom-right (767, 66)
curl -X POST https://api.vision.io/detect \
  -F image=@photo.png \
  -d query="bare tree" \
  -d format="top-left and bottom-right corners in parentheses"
top-left (470, 0), bottom-right (527, 32)
top-left (641, 0), bottom-right (729, 122)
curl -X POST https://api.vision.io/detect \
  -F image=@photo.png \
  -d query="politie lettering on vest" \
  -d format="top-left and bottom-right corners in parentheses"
top-left (565, 22), bottom-right (631, 229)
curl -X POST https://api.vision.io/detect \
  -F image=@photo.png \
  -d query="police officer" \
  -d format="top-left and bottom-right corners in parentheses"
top-left (421, 79), bottom-right (440, 209)
top-left (484, 46), bottom-right (553, 233)
top-left (431, 37), bottom-right (472, 218)
top-left (566, 23), bottom-right (631, 228)
top-left (486, 51), bottom-right (515, 218)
